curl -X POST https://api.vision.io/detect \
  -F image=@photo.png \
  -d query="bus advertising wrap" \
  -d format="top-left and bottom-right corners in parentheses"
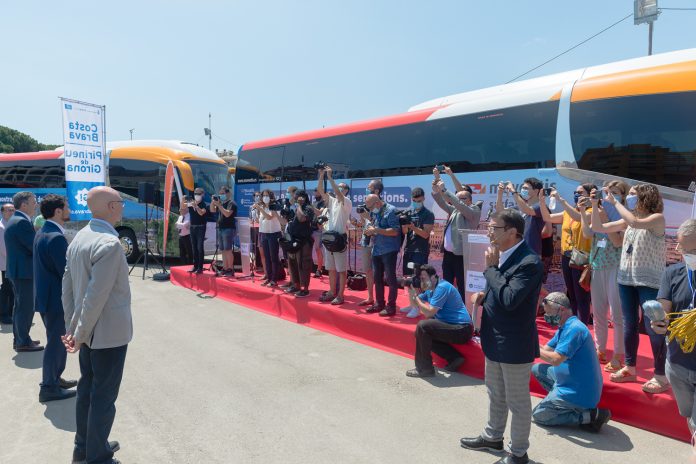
top-left (60, 98), bottom-right (106, 221)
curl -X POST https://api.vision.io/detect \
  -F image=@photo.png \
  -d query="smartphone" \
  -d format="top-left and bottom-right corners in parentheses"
top-left (543, 188), bottom-right (552, 196)
top-left (436, 164), bottom-right (446, 173)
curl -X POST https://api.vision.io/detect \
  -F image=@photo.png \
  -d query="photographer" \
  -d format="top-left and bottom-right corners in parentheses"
top-left (351, 179), bottom-right (384, 307)
top-left (252, 189), bottom-right (282, 287)
top-left (364, 193), bottom-right (401, 316)
top-left (317, 166), bottom-right (352, 305)
top-left (532, 292), bottom-right (609, 432)
top-left (210, 186), bottom-right (238, 277)
top-left (431, 177), bottom-right (481, 299)
top-left (188, 187), bottom-right (209, 274)
top-left (284, 190), bottom-right (315, 298)
top-left (311, 188), bottom-right (326, 278)
top-left (399, 188), bottom-right (435, 318)
top-left (405, 265), bottom-right (473, 378)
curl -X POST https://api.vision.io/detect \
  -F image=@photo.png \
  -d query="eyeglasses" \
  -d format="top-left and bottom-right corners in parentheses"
top-left (487, 225), bottom-right (507, 231)
top-left (109, 200), bottom-right (126, 207)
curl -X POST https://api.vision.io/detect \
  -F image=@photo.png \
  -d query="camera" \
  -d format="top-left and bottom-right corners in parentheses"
top-left (316, 215), bottom-right (329, 225)
top-left (268, 202), bottom-right (281, 211)
top-left (280, 207), bottom-right (295, 220)
top-left (314, 161), bottom-right (327, 170)
top-left (356, 204), bottom-right (368, 214)
top-left (436, 164), bottom-right (446, 173)
top-left (398, 210), bottom-right (413, 226)
top-left (397, 263), bottom-right (422, 289)
top-left (212, 195), bottom-right (220, 201)
top-left (543, 188), bottom-right (552, 196)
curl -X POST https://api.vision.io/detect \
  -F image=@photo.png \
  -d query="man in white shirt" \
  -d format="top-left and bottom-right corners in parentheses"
top-left (0, 203), bottom-right (15, 324)
top-left (317, 165), bottom-right (352, 305)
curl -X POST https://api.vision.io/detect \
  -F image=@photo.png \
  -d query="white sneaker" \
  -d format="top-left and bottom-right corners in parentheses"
top-left (400, 306), bottom-right (412, 313)
top-left (406, 308), bottom-right (421, 318)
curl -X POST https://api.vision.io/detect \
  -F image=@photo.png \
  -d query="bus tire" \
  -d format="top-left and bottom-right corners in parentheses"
top-left (118, 228), bottom-right (140, 263)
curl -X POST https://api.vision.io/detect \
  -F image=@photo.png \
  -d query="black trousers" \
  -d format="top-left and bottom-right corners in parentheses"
top-left (40, 311), bottom-right (67, 390)
top-left (179, 235), bottom-right (193, 265)
top-left (10, 278), bottom-right (33, 347)
top-left (0, 270), bottom-right (14, 323)
top-left (415, 319), bottom-right (473, 371)
top-left (75, 344), bottom-right (128, 464)
top-left (190, 225), bottom-right (206, 271)
top-left (442, 250), bottom-right (465, 299)
top-left (288, 240), bottom-right (313, 290)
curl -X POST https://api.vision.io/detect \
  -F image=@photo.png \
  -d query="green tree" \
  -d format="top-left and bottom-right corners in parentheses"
top-left (0, 125), bottom-right (59, 153)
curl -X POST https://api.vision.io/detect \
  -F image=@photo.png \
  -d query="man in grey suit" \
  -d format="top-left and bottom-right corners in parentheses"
top-left (5, 191), bottom-right (43, 352)
top-left (62, 186), bottom-right (132, 464)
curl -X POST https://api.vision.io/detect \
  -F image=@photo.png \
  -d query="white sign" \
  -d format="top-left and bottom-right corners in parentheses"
top-left (61, 98), bottom-right (106, 220)
top-left (466, 270), bottom-right (487, 293)
top-left (468, 234), bottom-right (490, 244)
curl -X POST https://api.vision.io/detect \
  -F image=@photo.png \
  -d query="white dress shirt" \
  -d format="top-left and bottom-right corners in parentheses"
top-left (498, 240), bottom-right (524, 268)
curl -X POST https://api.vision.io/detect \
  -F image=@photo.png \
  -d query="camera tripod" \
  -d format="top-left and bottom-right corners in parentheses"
top-left (129, 202), bottom-right (167, 280)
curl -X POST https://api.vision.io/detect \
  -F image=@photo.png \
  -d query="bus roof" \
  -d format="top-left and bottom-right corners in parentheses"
top-left (241, 48), bottom-right (696, 152)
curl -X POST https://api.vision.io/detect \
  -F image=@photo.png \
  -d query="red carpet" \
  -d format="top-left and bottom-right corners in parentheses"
top-left (170, 266), bottom-right (689, 442)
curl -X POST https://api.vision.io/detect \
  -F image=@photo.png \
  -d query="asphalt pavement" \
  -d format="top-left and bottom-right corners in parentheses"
top-left (0, 272), bottom-right (691, 463)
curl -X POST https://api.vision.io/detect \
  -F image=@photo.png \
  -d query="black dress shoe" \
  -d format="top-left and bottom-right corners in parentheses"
top-left (39, 388), bottom-right (76, 403)
top-left (72, 440), bottom-right (120, 463)
top-left (365, 305), bottom-right (384, 314)
top-left (59, 377), bottom-right (78, 389)
top-left (406, 368), bottom-right (436, 378)
top-left (15, 344), bottom-right (44, 352)
top-left (459, 435), bottom-right (504, 452)
top-left (444, 356), bottom-right (466, 373)
top-left (501, 452), bottom-right (529, 464)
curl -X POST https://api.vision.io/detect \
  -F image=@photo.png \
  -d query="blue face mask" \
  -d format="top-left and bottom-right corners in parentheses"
top-left (519, 189), bottom-right (530, 201)
top-left (602, 202), bottom-right (621, 222)
top-left (573, 192), bottom-right (582, 205)
top-left (626, 194), bottom-right (638, 210)
top-left (365, 188), bottom-right (372, 195)
top-left (544, 313), bottom-right (561, 327)
top-left (411, 201), bottom-right (423, 210)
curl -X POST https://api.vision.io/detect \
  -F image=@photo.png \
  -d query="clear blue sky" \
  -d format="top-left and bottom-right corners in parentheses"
top-left (1, 1), bottom-right (695, 150)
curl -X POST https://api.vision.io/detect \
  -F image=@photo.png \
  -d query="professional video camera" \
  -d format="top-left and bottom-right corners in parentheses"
top-left (356, 204), bottom-right (368, 214)
top-left (314, 161), bottom-right (327, 170)
top-left (398, 210), bottom-right (421, 226)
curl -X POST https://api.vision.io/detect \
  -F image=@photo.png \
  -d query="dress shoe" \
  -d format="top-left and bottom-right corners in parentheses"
top-left (444, 356), bottom-right (466, 373)
top-left (72, 440), bottom-right (120, 463)
top-left (459, 435), bottom-right (504, 452)
top-left (13, 340), bottom-right (41, 349)
top-left (15, 344), bottom-right (44, 352)
top-left (59, 377), bottom-right (78, 389)
top-left (39, 387), bottom-right (76, 403)
top-left (365, 304), bottom-right (384, 314)
top-left (406, 368), bottom-right (435, 378)
top-left (378, 308), bottom-right (396, 317)
top-left (501, 452), bottom-right (529, 464)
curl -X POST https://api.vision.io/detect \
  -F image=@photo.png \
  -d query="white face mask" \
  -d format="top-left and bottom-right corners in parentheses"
top-left (194, 195), bottom-right (203, 202)
top-left (263, 196), bottom-right (270, 205)
top-left (684, 253), bottom-right (696, 271)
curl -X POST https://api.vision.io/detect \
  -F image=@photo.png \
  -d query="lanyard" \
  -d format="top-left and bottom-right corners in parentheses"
top-left (688, 269), bottom-right (696, 309)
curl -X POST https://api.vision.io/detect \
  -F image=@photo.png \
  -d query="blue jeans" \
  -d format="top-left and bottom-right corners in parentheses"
top-left (189, 225), bottom-right (206, 271)
top-left (218, 227), bottom-right (236, 251)
top-left (260, 231), bottom-right (281, 282)
top-left (618, 284), bottom-right (666, 374)
top-left (532, 363), bottom-right (592, 426)
top-left (75, 344), bottom-right (128, 464)
top-left (40, 310), bottom-right (67, 390)
top-left (372, 251), bottom-right (398, 308)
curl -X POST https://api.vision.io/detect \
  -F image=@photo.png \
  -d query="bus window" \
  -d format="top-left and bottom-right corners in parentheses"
top-left (235, 146), bottom-right (285, 185)
top-left (0, 159), bottom-right (64, 188)
top-left (283, 138), bottom-right (344, 181)
top-left (109, 158), bottom-right (166, 206)
top-left (187, 160), bottom-right (229, 195)
top-left (570, 91), bottom-right (696, 191)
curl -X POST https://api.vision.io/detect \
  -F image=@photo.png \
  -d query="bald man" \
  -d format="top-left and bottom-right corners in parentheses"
top-left (62, 186), bottom-right (130, 464)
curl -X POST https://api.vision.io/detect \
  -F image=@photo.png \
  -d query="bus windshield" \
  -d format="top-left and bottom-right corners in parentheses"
top-left (188, 159), bottom-right (229, 195)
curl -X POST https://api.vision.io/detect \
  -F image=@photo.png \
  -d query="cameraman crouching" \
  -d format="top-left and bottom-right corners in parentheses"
top-left (533, 292), bottom-right (610, 432)
top-left (405, 265), bottom-right (473, 377)
top-left (400, 187), bottom-right (435, 318)
top-left (284, 190), bottom-right (314, 298)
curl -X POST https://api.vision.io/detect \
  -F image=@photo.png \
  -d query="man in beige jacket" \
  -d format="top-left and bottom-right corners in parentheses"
top-left (62, 186), bottom-right (132, 464)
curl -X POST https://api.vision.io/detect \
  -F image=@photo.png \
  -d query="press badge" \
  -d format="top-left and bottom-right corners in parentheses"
top-left (597, 238), bottom-right (607, 248)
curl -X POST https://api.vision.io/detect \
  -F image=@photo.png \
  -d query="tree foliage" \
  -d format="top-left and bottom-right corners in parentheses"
top-left (0, 126), bottom-right (59, 153)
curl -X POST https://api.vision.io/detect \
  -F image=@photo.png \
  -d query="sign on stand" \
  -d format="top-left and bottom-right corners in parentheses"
top-left (459, 229), bottom-right (490, 331)
top-left (236, 218), bottom-right (252, 276)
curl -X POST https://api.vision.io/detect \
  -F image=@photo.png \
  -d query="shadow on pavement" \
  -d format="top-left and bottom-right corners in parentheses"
top-left (12, 351), bottom-right (43, 369)
top-left (423, 372), bottom-right (485, 389)
top-left (537, 423), bottom-right (633, 452)
top-left (43, 396), bottom-right (77, 432)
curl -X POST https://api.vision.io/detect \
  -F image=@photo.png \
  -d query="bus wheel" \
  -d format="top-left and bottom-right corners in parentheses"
top-left (118, 228), bottom-right (140, 263)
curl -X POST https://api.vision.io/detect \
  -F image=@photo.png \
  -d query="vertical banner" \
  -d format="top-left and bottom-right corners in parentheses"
top-left (162, 161), bottom-right (175, 258)
top-left (60, 98), bottom-right (106, 221)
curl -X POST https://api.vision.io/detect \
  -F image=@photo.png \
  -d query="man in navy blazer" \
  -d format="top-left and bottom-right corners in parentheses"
top-left (34, 194), bottom-right (77, 402)
top-left (4, 191), bottom-right (43, 352)
top-left (461, 208), bottom-right (543, 464)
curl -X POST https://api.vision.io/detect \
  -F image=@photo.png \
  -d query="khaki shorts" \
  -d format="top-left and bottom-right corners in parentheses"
top-left (323, 245), bottom-right (348, 273)
top-left (361, 245), bottom-right (373, 273)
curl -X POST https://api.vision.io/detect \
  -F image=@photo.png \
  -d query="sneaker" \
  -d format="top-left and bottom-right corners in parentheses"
top-left (284, 287), bottom-right (299, 294)
top-left (459, 435), bottom-right (504, 452)
top-left (261, 280), bottom-right (271, 287)
top-left (267, 281), bottom-right (278, 288)
top-left (330, 297), bottom-right (344, 305)
top-left (319, 293), bottom-right (335, 302)
top-left (399, 306), bottom-right (412, 313)
top-left (295, 290), bottom-right (310, 298)
top-left (314, 270), bottom-right (323, 278)
top-left (279, 282), bottom-right (293, 289)
top-left (444, 356), bottom-right (466, 373)
top-left (406, 307), bottom-right (420, 318)
top-left (405, 368), bottom-right (435, 378)
top-left (379, 307), bottom-right (396, 317)
top-left (580, 408), bottom-right (611, 433)
top-left (365, 304), bottom-right (384, 314)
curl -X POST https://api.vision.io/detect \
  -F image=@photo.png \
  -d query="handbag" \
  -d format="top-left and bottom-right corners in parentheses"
top-left (569, 248), bottom-right (589, 270)
top-left (347, 273), bottom-right (367, 291)
top-left (579, 265), bottom-right (592, 292)
top-left (321, 231), bottom-right (347, 253)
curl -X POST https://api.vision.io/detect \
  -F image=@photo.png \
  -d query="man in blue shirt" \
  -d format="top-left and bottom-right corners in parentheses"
top-left (405, 265), bottom-right (473, 377)
top-left (364, 194), bottom-right (401, 316)
top-left (533, 292), bottom-right (609, 432)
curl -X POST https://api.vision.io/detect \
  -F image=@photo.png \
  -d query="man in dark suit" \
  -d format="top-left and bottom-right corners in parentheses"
top-left (34, 194), bottom-right (78, 402)
top-left (0, 203), bottom-right (16, 324)
top-left (460, 209), bottom-right (543, 464)
top-left (5, 191), bottom-right (43, 352)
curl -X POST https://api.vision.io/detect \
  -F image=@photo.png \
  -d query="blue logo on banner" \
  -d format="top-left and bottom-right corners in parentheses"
top-left (64, 104), bottom-right (72, 109)
top-left (66, 181), bottom-right (102, 221)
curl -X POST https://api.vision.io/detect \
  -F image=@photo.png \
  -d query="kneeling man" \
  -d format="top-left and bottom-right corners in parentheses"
top-left (533, 292), bottom-right (610, 432)
top-left (405, 265), bottom-right (473, 377)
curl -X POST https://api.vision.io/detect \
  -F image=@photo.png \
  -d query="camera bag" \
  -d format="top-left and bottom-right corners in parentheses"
top-left (321, 230), bottom-right (347, 253)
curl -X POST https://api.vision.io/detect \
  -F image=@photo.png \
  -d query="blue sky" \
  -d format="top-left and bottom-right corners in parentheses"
top-left (1, 1), bottom-right (695, 150)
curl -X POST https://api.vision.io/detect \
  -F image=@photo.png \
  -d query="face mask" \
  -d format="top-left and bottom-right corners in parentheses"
top-left (365, 188), bottom-right (372, 195)
top-left (411, 201), bottom-right (423, 210)
top-left (602, 202), bottom-right (621, 222)
top-left (573, 192), bottom-right (582, 205)
top-left (194, 195), bottom-right (203, 202)
top-left (519, 189), bottom-right (530, 201)
top-left (684, 253), bottom-right (696, 271)
top-left (544, 313), bottom-right (561, 327)
top-left (626, 194), bottom-right (638, 210)
top-left (372, 206), bottom-right (380, 214)
top-left (263, 196), bottom-right (270, 205)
